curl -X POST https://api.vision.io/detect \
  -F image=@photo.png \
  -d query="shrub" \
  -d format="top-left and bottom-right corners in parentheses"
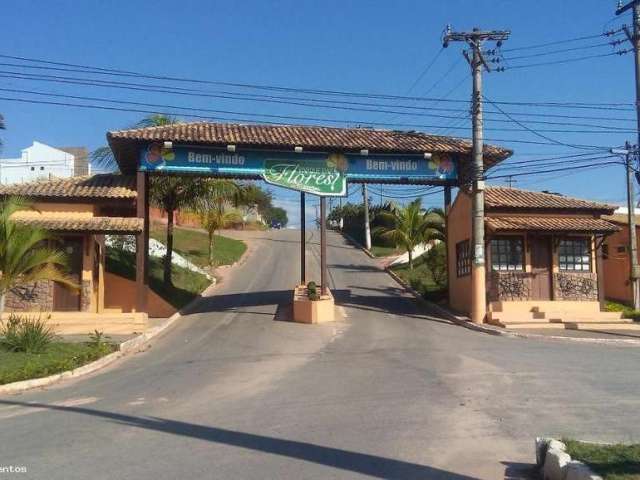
top-left (423, 243), bottom-right (447, 288)
top-left (0, 314), bottom-right (55, 354)
top-left (88, 330), bottom-right (113, 355)
top-left (307, 281), bottom-right (320, 301)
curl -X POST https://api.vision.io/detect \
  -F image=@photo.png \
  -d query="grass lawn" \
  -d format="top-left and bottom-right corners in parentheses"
top-left (390, 255), bottom-right (448, 303)
top-left (369, 245), bottom-right (403, 258)
top-left (605, 300), bottom-right (640, 321)
top-left (150, 222), bottom-right (246, 268)
top-left (106, 248), bottom-right (211, 310)
top-left (0, 342), bottom-right (116, 385)
top-left (564, 439), bottom-right (640, 480)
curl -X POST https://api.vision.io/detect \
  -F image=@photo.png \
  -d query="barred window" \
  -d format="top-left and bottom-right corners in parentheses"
top-left (559, 238), bottom-right (591, 272)
top-left (456, 240), bottom-right (471, 277)
top-left (490, 237), bottom-right (524, 271)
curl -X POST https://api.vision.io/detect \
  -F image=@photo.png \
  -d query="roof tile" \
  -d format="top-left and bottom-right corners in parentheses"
top-left (486, 215), bottom-right (620, 233)
top-left (107, 122), bottom-right (512, 174)
top-left (485, 187), bottom-right (616, 212)
top-left (0, 174), bottom-right (136, 200)
top-left (12, 213), bottom-right (142, 233)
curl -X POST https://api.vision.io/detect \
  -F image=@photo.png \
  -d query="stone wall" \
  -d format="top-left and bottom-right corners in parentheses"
top-left (553, 272), bottom-right (598, 301)
top-left (489, 271), bottom-right (532, 301)
top-left (5, 280), bottom-right (54, 311)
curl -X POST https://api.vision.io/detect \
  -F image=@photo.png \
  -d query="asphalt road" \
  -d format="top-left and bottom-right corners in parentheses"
top-left (1, 229), bottom-right (640, 480)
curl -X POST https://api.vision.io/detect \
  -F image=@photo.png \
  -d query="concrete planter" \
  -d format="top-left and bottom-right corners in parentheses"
top-left (292, 285), bottom-right (335, 324)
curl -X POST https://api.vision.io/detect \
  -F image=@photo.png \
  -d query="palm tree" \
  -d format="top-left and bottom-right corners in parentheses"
top-left (372, 198), bottom-right (445, 270)
top-left (0, 198), bottom-right (76, 313)
top-left (196, 180), bottom-right (243, 265)
top-left (150, 176), bottom-right (207, 286)
top-left (90, 114), bottom-right (178, 171)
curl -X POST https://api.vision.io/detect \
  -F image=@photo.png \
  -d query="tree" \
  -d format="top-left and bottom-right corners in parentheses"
top-left (150, 176), bottom-right (207, 286)
top-left (238, 184), bottom-right (273, 214)
top-left (90, 114), bottom-right (178, 171)
top-left (424, 242), bottom-right (447, 288)
top-left (372, 199), bottom-right (444, 270)
top-left (264, 206), bottom-right (288, 227)
top-left (195, 180), bottom-right (243, 265)
top-left (0, 198), bottom-right (76, 313)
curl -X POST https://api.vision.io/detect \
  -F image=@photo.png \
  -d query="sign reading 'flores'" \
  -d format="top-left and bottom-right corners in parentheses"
top-left (262, 156), bottom-right (346, 196)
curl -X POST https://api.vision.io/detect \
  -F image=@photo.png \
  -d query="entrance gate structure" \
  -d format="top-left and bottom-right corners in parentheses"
top-left (107, 123), bottom-right (511, 322)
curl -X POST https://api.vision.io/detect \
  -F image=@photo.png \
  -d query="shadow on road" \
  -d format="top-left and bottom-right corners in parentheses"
top-left (182, 287), bottom-right (455, 327)
top-left (0, 399), bottom-right (486, 480)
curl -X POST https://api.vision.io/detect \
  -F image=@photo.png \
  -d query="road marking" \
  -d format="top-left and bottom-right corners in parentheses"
top-left (0, 396), bottom-right (99, 421)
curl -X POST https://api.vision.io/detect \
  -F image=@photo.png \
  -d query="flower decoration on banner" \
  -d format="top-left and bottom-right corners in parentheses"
top-left (428, 154), bottom-right (454, 176)
top-left (326, 153), bottom-right (348, 173)
top-left (144, 143), bottom-right (175, 168)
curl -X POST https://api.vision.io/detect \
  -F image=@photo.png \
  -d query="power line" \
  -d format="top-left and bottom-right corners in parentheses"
top-left (482, 94), bottom-right (613, 150)
top-left (504, 49), bottom-right (631, 71)
top-left (0, 88), bottom-right (633, 136)
top-left (404, 48), bottom-right (445, 95)
top-left (487, 158), bottom-right (622, 179)
top-left (501, 39), bottom-right (624, 61)
top-left (501, 28), bottom-right (624, 52)
top-left (0, 52), bottom-right (635, 108)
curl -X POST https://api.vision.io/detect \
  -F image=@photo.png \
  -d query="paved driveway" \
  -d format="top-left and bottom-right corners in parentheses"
top-left (1, 229), bottom-right (640, 479)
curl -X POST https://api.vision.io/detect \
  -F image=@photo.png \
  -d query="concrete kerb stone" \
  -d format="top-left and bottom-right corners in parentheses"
top-left (380, 251), bottom-right (640, 347)
top-left (543, 448), bottom-right (572, 480)
top-left (0, 239), bottom-right (254, 396)
top-left (339, 231), bottom-right (376, 259)
top-left (537, 438), bottom-right (603, 480)
top-left (0, 296), bottom-right (192, 396)
top-left (0, 237), bottom-right (253, 395)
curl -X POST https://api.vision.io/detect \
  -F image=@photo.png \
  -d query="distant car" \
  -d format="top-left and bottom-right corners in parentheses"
top-left (271, 221), bottom-right (282, 229)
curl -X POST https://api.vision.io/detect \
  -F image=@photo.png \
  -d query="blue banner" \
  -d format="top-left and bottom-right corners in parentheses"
top-left (139, 144), bottom-right (457, 183)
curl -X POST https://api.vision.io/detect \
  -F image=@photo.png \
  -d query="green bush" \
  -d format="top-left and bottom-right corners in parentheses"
top-left (307, 281), bottom-right (320, 301)
top-left (423, 243), bottom-right (447, 288)
top-left (0, 314), bottom-right (55, 354)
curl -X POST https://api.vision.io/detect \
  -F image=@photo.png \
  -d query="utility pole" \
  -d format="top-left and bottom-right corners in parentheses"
top-left (616, 0), bottom-right (640, 309)
top-left (443, 26), bottom-right (510, 324)
top-left (612, 143), bottom-right (640, 309)
top-left (362, 184), bottom-right (372, 250)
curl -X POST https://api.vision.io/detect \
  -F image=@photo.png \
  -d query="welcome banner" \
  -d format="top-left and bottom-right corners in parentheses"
top-left (139, 144), bottom-right (456, 196)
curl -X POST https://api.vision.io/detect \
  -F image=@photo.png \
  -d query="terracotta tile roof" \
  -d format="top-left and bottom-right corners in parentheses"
top-left (485, 187), bottom-right (617, 213)
top-left (107, 121), bottom-right (512, 174)
top-left (486, 215), bottom-right (620, 233)
top-left (603, 213), bottom-right (640, 226)
top-left (11, 212), bottom-right (142, 233)
top-left (0, 174), bottom-right (136, 200)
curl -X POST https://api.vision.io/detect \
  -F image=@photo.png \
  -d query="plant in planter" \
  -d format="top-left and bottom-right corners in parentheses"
top-left (307, 281), bottom-right (320, 301)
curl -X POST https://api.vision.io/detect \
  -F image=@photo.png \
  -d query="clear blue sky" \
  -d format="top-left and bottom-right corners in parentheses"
top-left (0, 0), bottom-right (635, 226)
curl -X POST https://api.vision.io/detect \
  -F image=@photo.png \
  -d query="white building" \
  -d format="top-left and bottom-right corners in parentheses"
top-left (0, 141), bottom-right (90, 184)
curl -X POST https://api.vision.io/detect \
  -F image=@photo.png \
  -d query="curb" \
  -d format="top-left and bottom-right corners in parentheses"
top-left (0, 298), bottom-right (192, 396)
top-left (339, 231), bottom-right (376, 259)
top-left (536, 438), bottom-right (603, 480)
top-left (382, 258), bottom-right (640, 347)
top-left (0, 238), bottom-right (254, 396)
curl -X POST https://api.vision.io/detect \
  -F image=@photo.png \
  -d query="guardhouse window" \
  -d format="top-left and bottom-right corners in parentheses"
top-left (456, 240), bottom-right (471, 277)
top-left (490, 237), bottom-right (524, 271)
top-left (559, 238), bottom-right (591, 272)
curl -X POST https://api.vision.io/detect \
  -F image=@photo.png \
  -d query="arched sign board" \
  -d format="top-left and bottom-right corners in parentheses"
top-left (139, 143), bottom-right (457, 196)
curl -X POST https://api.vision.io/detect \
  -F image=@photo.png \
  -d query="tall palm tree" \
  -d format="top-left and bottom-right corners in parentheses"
top-left (195, 180), bottom-right (243, 265)
top-left (150, 176), bottom-right (207, 286)
top-left (372, 198), bottom-right (445, 270)
top-left (0, 198), bottom-right (76, 313)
